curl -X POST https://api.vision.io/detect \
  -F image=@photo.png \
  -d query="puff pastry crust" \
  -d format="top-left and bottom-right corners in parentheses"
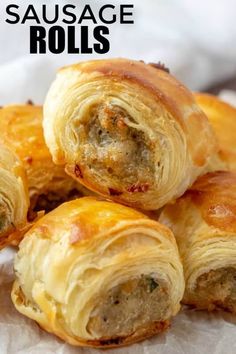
top-left (0, 104), bottom-right (90, 215)
top-left (195, 93), bottom-right (236, 171)
top-left (43, 58), bottom-right (216, 210)
top-left (160, 171), bottom-right (236, 313)
top-left (12, 197), bottom-right (184, 348)
top-left (0, 143), bottom-right (29, 249)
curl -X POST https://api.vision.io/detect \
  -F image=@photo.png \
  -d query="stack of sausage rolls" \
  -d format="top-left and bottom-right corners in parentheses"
top-left (0, 58), bottom-right (235, 348)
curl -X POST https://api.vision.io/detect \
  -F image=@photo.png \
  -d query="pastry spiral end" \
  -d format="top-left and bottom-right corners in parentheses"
top-left (44, 58), bottom-right (216, 210)
top-left (12, 197), bottom-right (184, 347)
top-left (160, 171), bottom-right (236, 313)
top-left (0, 143), bottom-right (29, 249)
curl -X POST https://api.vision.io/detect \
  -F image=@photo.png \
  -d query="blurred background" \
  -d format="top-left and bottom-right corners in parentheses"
top-left (0, 0), bottom-right (236, 104)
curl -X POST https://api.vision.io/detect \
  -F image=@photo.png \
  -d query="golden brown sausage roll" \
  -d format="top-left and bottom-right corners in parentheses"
top-left (12, 197), bottom-right (184, 348)
top-left (0, 143), bottom-right (29, 249)
top-left (160, 171), bottom-right (236, 313)
top-left (195, 93), bottom-right (236, 171)
top-left (0, 104), bottom-right (90, 215)
top-left (43, 58), bottom-right (216, 210)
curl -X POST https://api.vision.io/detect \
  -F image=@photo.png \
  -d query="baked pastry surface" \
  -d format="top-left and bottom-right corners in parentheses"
top-left (160, 171), bottom-right (236, 312)
top-left (43, 58), bottom-right (216, 210)
top-left (195, 93), bottom-right (236, 171)
top-left (0, 104), bottom-right (89, 215)
top-left (12, 197), bottom-right (184, 348)
top-left (0, 143), bottom-right (29, 249)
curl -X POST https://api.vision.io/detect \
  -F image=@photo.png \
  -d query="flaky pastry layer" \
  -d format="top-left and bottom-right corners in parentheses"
top-left (0, 143), bottom-right (29, 248)
top-left (0, 104), bottom-right (90, 214)
top-left (12, 197), bottom-right (184, 348)
top-left (195, 93), bottom-right (236, 171)
top-left (160, 171), bottom-right (236, 312)
top-left (43, 58), bottom-right (216, 210)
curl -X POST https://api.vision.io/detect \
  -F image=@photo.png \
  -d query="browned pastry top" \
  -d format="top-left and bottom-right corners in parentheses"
top-left (195, 93), bottom-right (236, 171)
top-left (186, 171), bottom-right (236, 233)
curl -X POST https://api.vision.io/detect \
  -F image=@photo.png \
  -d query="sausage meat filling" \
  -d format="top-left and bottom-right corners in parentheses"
top-left (87, 275), bottom-right (170, 338)
top-left (0, 203), bottom-right (10, 233)
top-left (30, 189), bottom-right (83, 216)
top-left (191, 267), bottom-right (236, 312)
top-left (78, 105), bottom-right (156, 187)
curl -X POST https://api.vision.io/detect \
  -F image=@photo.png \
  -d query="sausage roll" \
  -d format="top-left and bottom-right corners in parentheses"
top-left (160, 171), bottom-right (236, 313)
top-left (195, 93), bottom-right (236, 171)
top-left (0, 104), bottom-right (90, 216)
top-left (43, 58), bottom-right (216, 210)
top-left (12, 197), bottom-right (184, 348)
top-left (0, 143), bottom-right (29, 249)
